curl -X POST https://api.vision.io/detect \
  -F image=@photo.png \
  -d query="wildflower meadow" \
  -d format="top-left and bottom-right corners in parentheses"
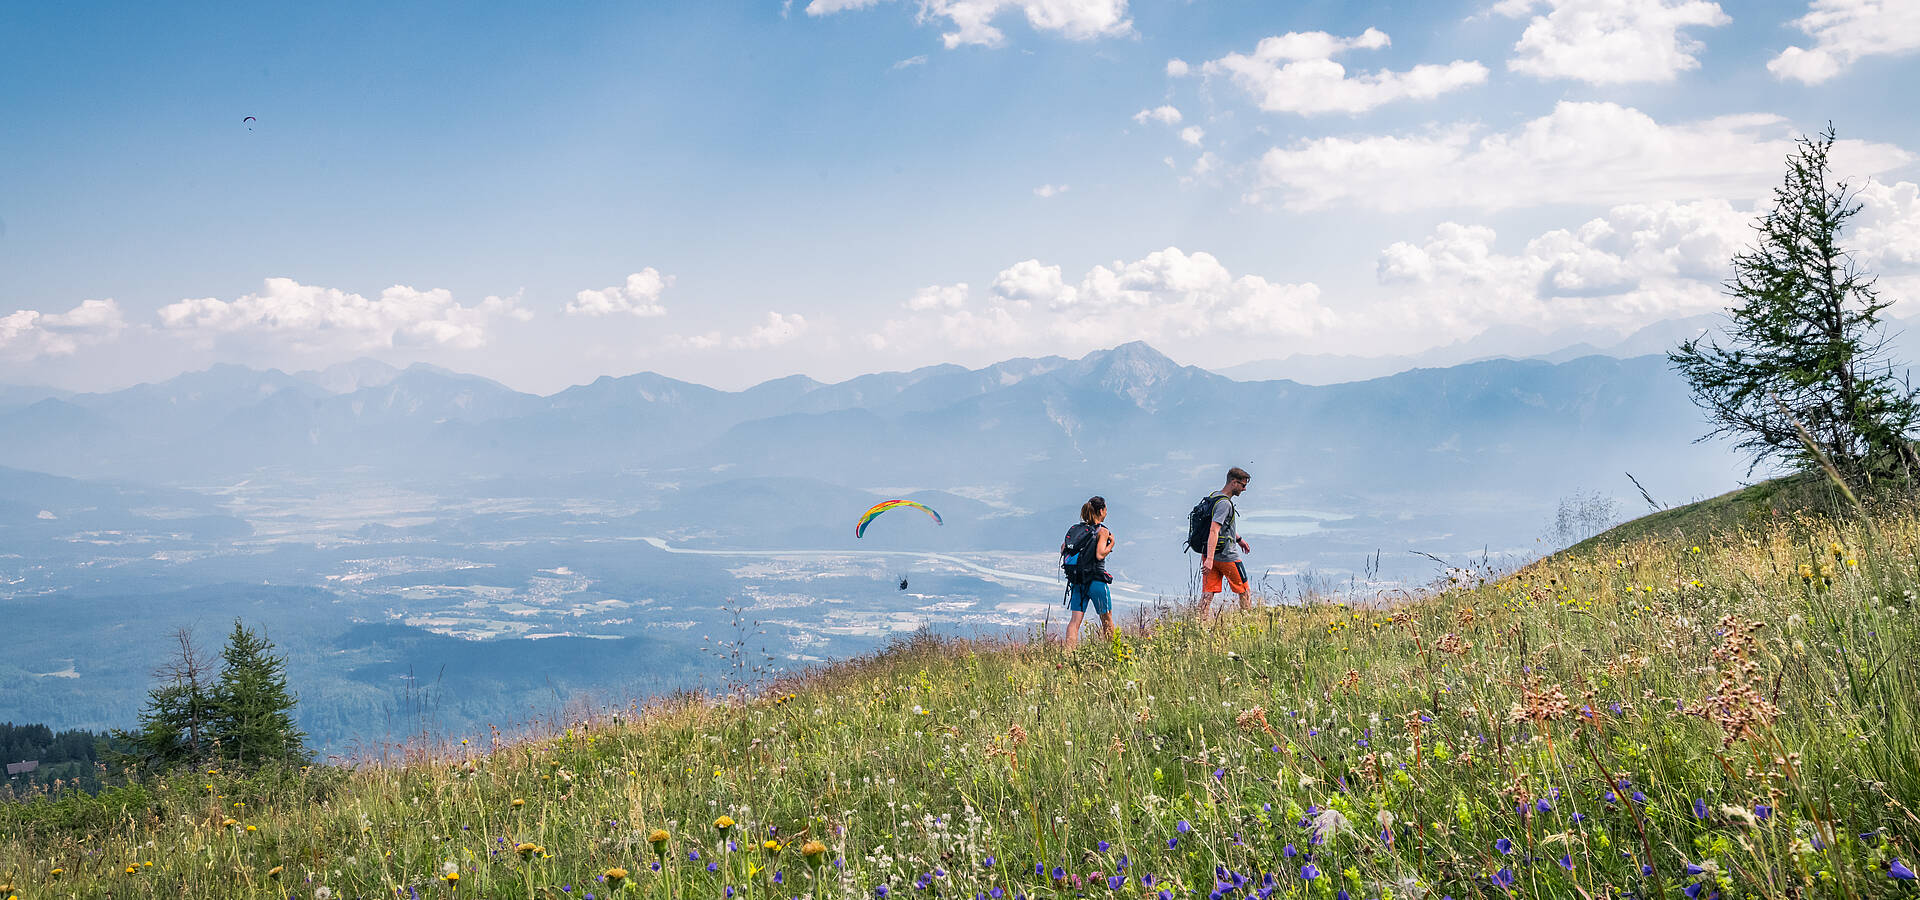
top-left (5, 504), bottom-right (1920, 900)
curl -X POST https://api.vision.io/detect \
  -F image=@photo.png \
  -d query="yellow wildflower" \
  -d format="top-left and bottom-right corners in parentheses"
top-left (715, 815), bottom-right (736, 832)
top-left (764, 839), bottom-right (782, 852)
top-left (802, 841), bottom-right (829, 865)
top-left (511, 798), bottom-right (526, 808)
top-left (606, 868), bottom-right (630, 885)
top-left (268, 866), bottom-right (284, 878)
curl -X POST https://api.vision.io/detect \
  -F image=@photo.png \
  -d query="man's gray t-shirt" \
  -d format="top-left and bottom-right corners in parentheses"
top-left (1210, 494), bottom-right (1240, 562)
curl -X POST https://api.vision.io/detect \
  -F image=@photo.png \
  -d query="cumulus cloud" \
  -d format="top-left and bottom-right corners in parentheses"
top-left (1855, 180), bottom-right (1920, 269)
top-left (1372, 199), bottom-right (1756, 336)
top-left (566, 269), bottom-right (671, 317)
top-left (1033, 183), bottom-right (1070, 198)
top-left (158, 278), bottom-right (531, 352)
top-left (905, 283), bottom-right (971, 310)
top-left (1202, 28), bottom-right (1488, 115)
top-left (992, 259), bottom-right (1075, 305)
top-left (674, 311), bottom-right (814, 351)
top-left (1257, 101), bottom-right (1915, 212)
top-left (1179, 126), bottom-right (1205, 147)
top-left (806, 0), bottom-right (886, 13)
top-left (1494, 0), bottom-right (1730, 84)
top-left (1768, 0), bottom-right (1920, 84)
top-left (0, 299), bottom-right (126, 360)
top-left (1133, 105), bottom-right (1182, 126)
top-left (809, 0), bottom-right (1131, 48)
top-left (1165, 58), bottom-right (1190, 77)
top-left (729, 312), bottom-right (810, 350)
top-left (867, 247), bottom-right (1330, 353)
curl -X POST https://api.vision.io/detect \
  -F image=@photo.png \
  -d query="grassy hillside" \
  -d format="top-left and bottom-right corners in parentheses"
top-left (6, 504), bottom-right (1920, 900)
top-left (1569, 473), bottom-right (1855, 555)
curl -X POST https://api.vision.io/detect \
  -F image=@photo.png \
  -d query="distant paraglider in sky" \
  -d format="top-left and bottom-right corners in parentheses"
top-left (243, 116), bottom-right (256, 131)
top-left (853, 499), bottom-right (943, 538)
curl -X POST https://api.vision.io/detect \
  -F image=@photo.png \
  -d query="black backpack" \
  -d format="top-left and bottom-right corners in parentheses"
top-left (1060, 523), bottom-right (1106, 585)
top-left (1185, 493), bottom-right (1228, 554)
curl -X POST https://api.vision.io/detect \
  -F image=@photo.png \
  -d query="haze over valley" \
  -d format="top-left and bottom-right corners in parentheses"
top-left (0, 339), bottom-right (1745, 752)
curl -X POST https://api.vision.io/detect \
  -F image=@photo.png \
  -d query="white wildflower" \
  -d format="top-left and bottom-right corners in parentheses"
top-left (1310, 807), bottom-right (1354, 843)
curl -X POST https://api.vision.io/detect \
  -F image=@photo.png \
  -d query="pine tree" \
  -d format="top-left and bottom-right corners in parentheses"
top-left (113, 628), bottom-right (215, 771)
top-left (209, 620), bottom-right (308, 768)
top-left (1670, 126), bottom-right (1920, 483)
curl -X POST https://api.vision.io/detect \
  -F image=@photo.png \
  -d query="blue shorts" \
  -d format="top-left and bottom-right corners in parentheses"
top-left (1068, 580), bottom-right (1111, 616)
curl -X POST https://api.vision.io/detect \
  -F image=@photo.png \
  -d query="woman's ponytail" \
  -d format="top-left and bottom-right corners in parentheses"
top-left (1080, 495), bottom-right (1106, 524)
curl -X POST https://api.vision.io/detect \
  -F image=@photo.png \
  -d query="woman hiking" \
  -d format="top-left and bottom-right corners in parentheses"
top-left (1061, 495), bottom-right (1116, 651)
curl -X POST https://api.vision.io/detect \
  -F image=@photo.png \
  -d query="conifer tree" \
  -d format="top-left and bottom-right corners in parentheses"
top-left (113, 628), bottom-right (215, 771)
top-left (209, 620), bottom-right (308, 768)
top-left (1670, 126), bottom-right (1920, 483)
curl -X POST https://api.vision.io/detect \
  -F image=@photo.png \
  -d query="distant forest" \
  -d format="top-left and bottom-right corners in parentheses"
top-left (0, 721), bottom-right (123, 795)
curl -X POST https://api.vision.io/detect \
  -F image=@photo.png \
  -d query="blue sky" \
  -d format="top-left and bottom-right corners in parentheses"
top-left (4, 0), bottom-right (1919, 392)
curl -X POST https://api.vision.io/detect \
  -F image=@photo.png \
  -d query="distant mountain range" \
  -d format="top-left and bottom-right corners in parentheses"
top-left (0, 340), bottom-right (1743, 567)
top-left (0, 341), bottom-right (1723, 491)
top-left (1218, 315), bottom-right (1727, 384)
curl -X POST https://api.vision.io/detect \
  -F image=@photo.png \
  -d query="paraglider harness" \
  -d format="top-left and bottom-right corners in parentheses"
top-left (1059, 522), bottom-right (1111, 605)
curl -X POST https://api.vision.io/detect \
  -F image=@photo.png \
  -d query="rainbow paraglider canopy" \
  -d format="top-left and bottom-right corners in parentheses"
top-left (854, 499), bottom-right (943, 538)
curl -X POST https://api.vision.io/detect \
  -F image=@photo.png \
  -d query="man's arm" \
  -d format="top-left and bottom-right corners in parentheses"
top-left (1204, 521), bottom-right (1221, 565)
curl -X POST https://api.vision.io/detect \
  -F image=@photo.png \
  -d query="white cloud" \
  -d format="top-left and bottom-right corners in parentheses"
top-left (868, 247), bottom-right (1330, 353)
top-left (810, 0), bottom-right (1130, 48)
top-left (1202, 28), bottom-right (1488, 115)
top-left (1495, 0), bottom-right (1730, 84)
top-left (1179, 126), bottom-right (1205, 147)
top-left (729, 312), bottom-right (810, 350)
top-left (1855, 180), bottom-right (1920, 270)
top-left (1257, 101), bottom-right (1916, 212)
top-left (892, 54), bottom-right (929, 69)
top-left (1165, 58), bottom-right (1190, 77)
top-left (1133, 105), bottom-right (1183, 126)
top-left (992, 259), bottom-right (1075, 305)
top-left (905, 283), bottom-right (971, 310)
top-left (1768, 0), bottom-right (1920, 84)
top-left (158, 278), bottom-right (531, 352)
top-left (1372, 199), bottom-right (1755, 336)
top-left (0, 299), bottom-right (125, 360)
top-left (1033, 183), bottom-right (1070, 198)
top-left (567, 269), bottom-right (671, 317)
top-left (806, 0), bottom-right (887, 13)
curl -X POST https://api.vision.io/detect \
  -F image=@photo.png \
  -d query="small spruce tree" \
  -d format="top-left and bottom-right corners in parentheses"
top-left (1670, 125), bottom-right (1920, 483)
top-left (209, 619), bottom-right (308, 768)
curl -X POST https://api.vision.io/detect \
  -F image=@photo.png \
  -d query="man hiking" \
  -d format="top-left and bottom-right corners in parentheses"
top-left (1199, 467), bottom-right (1253, 620)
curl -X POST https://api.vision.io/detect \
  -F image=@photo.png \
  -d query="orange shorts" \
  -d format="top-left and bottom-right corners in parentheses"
top-left (1203, 557), bottom-right (1249, 594)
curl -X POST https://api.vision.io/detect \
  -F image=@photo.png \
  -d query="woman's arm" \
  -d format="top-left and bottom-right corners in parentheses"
top-left (1095, 526), bottom-right (1115, 559)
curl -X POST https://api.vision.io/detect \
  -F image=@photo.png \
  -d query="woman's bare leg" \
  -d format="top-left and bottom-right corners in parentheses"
top-left (1063, 609), bottom-right (1087, 650)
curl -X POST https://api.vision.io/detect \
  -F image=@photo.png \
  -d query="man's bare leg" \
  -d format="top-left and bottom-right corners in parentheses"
top-left (1063, 609), bottom-right (1087, 650)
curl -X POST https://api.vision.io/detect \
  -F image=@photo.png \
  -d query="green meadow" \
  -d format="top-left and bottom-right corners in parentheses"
top-left (6, 495), bottom-right (1920, 900)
